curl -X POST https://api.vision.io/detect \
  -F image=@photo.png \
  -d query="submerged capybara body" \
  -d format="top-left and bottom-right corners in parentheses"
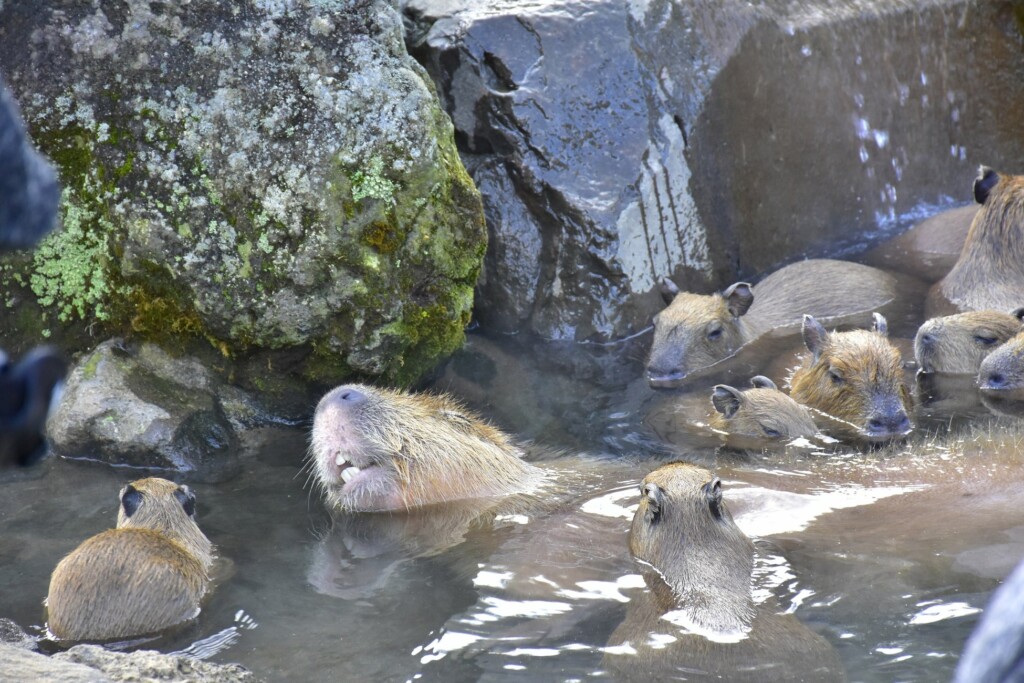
top-left (789, 314), bottom-right (912, 443)
top-left (915, 309), bottom-right (1024, 374)
top-left (47, 478), bottom-right (213, 642)
top-left (310, 384), bottom-right (546, 512)
top-left (604, 463), bottom-right (843, 682)
top-left (863, 204), bottom-right (976, 283)
top-left (708, 375), bottom-right (818, 441)
top-left (928, 167), bottom-right (1024, 316)
top-left (647, 259), bottom-right (903, 387)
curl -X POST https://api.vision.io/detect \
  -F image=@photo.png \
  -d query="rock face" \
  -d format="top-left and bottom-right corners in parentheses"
top-left (0, 0), bottom-right (485, 386)
top-left (405, 0), bottom-right (1024, 340)
top-left (46, 339), bottom-right (259, 473)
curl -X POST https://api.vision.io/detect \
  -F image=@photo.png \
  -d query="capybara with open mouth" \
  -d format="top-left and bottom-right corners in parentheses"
top-left (310, 384), bottom-right (546, 512)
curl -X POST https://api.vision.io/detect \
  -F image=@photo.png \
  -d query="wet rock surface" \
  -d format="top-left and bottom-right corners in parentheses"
top-left (0, 619), bottom-right (256, 682)
top-left (0, 0), bottom-right (485, 386)
top-left (405, 0), bottom-right (1024, 340)
top-left (45, 339), bottom-right (275, 473)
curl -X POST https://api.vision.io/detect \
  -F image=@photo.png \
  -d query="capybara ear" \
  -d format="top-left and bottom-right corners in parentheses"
top-left (641, 482), bottom-right (663, 523)
top-left (722, 282), bottom-right (754, 318)
top-left (974, 166), bottom-right (999, 205)
top-left (1012, 306), bottom-right (1024, 323)
top-left (802, 315), bottom-right (829, 361)
top-left (121, 484), bottom-right (142, 518)
top-left (872, 312), bottom-right (889, 336)
top-left (712, 385), bottom-right (744, 418)
top-left (657, 276), bottom-right (680, 305)
top-left (749, 375), bottom-right (777, 390)
top-left (174, 485), bottom-right (196, 518)
top-left (702, 477), bottom-right (723, 519)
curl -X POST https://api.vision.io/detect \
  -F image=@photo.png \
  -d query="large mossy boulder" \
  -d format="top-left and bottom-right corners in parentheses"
top-left (0, 0), bottom-right (485, 387)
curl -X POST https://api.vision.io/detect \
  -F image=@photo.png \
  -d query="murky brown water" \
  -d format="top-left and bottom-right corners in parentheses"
top-left (5, 238), bottom-right (1024, 681)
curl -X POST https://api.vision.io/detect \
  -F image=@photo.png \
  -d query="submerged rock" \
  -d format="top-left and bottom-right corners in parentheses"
top-left (0, 0), bottom-right (485, 386)
top-left (405, 0), bottom-right (1024, 340)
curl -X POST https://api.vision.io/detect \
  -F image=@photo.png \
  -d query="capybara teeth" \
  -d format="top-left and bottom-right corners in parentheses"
top-left (335, 454), bottom-right (346, 468)
top-left (340, 466), bottom-right (361, 484)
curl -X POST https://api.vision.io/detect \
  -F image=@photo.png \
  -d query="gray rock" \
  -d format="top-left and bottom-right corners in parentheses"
top-left (46, 339), bottom-right (257, 472)
top-left (55, 645), bottom-right (256, 682)
top-left (0, 643), bottom-right (109, 683)
top-left (405, 0), bottom-right (1024, 340)
top-left (0, 0), bottom-right (485, 386)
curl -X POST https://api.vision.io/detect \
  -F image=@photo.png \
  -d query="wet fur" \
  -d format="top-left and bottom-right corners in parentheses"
top-left (789, 326), bottom-right (912, 442)
top-left (310, 385), bottom-right (546, 512)
top-left (47, 478), bottom-right (213, 641)
top-left (915, 310), bottom-right (1023, 374)
top-left (708, 383), bottom-right (818, 440)
top-left (648, 259), bottom-right (900, 381)
top-left (604, 463), bottom-right (843, 682)
top-left (930, 170), bottom-right (1024, 315)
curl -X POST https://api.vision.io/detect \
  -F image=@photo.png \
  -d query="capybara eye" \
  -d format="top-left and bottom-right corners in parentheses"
top-left (707, 325), bottom-right (723, 341)
top-left (973, 335), bottom-right (998, 346)
top-left (828, 369), bottom-right (844, 384)
top-left (761, 425), bottom-right (782, 439)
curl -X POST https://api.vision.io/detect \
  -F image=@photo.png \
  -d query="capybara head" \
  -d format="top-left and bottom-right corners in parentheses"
top-left (790, 314), bottom-right (912, 443)
top-left (630, 463), bottom-right (754, 623)
top-left (310, 384), bottom-right (542, 512)
top-left (116, 477), bottom-right (212, 569)
top-left (708, 376), bottom-right (818, 440)
top-left (978, 331), bottom-right (1024, 393)
top-left (915, 309), bottom-right (1024, 374)
top-left (647, 277), bottom-right (754, 388)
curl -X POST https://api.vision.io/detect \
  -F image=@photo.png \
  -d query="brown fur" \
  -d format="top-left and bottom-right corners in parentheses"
top-left (790, 316), bottom-right (912, 443)
top-left (929, 169), bottom-right (1024, 316)
top-left (647, 259), bottom-right (901, 387)
top-left (604, 463), bottom-right (843, 682)
top-left (915, 310), bottom-right (1023, 374)
top-left (310, 384), bottom-right (546, 512)
top-left (708, 378), bottom-right (818, 440)
top-left (47, 478), bottom-right (213, 641)
top-left (978, 331), bottom-right (1024, 393)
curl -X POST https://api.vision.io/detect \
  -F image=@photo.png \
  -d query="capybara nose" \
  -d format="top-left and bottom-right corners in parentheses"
top-left (866, 411), bottom-right (911, 437)
top-left (983, 372), bottom-right (1009, 390)
top-left (646, 366), bottom-right (686, 388)
top-left (336, 387), bottom-right (366, 404)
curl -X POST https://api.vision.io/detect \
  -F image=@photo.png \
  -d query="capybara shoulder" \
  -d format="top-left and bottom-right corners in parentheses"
top-left (647, 259), bottom-right (901, 388)
top-left (790, 314), bottom-right (912, 443)
top-left (915, 309), bottom-right (1024, 374)
top-left (310, 384), bottom-right (545, 512)
top-left (930, 167), bottom-right (1024, 315)
top-left (46, 478), bottom-right (213, 641)
top-left (708, 376), bottom-right (818, 441)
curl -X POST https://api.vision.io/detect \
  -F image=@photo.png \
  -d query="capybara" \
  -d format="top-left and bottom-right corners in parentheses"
top-left (47, 478), bottom-right (213, 641)
top-left (708, 375), bottom-right (818, 440)
top-left (310, 384), bottom-right (546, 512)
top-left (647, 259), bottom-right (904, 387)
top-left (928, 167), bottom-right (1024, 316)
top-left (603, 463), bottom-right (844, 681)
top-left (789, 313), bottom-right (912, 443)
top-left (978, 330), bottom-right (1024, 393)
top-left (863, 204), bottom-right (976, 282)
top-left (915, 309), bottom-right (1024, 374)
